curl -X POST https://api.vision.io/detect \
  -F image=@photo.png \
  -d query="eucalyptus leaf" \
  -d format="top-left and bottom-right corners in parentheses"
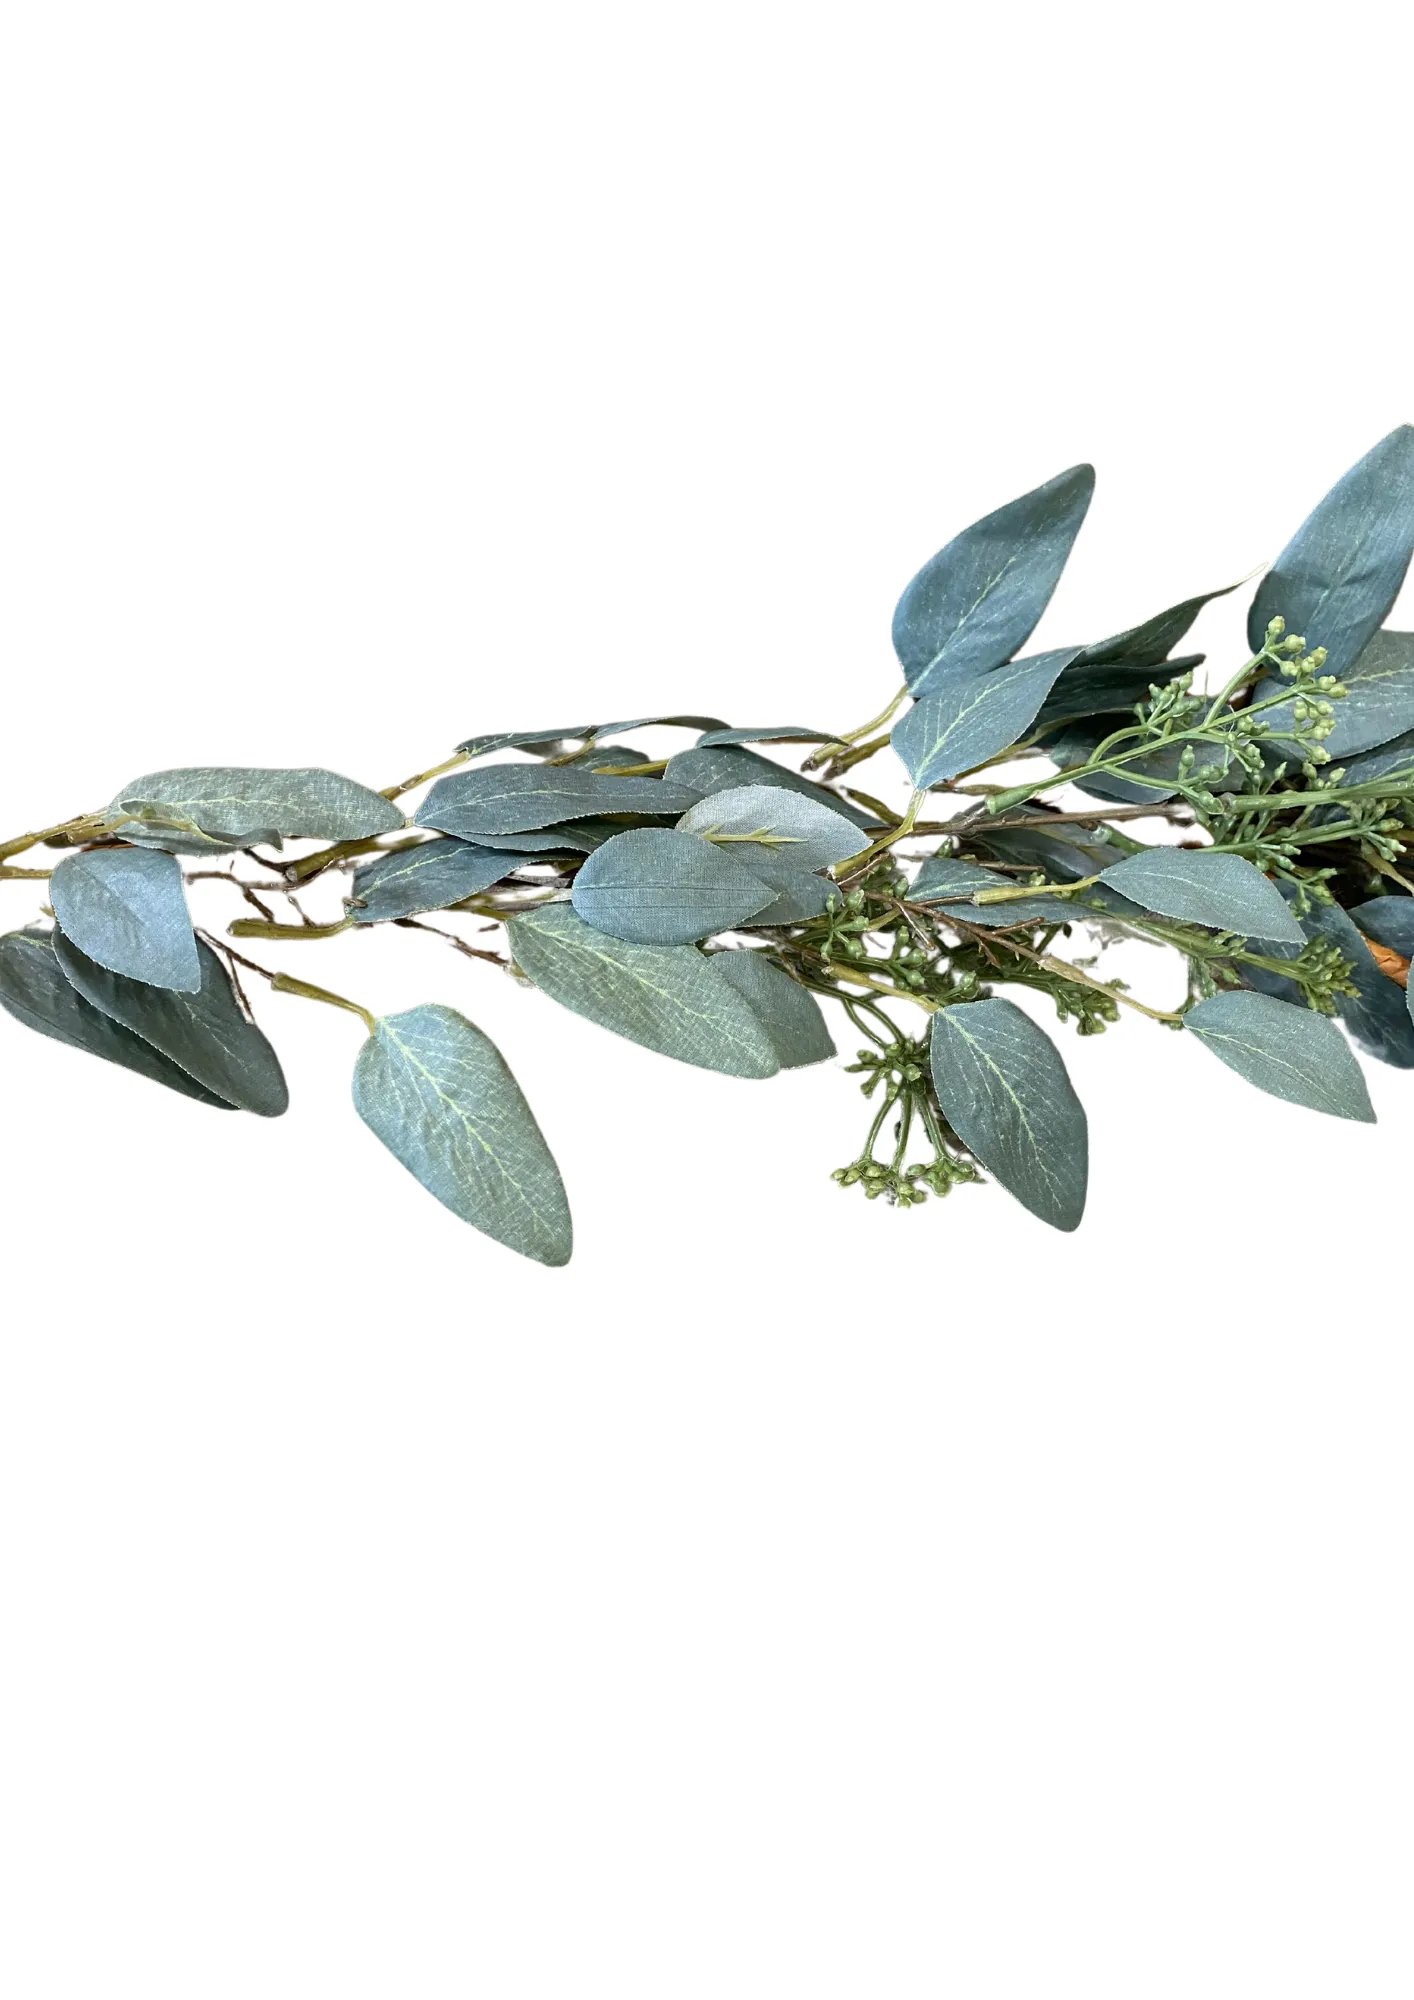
top-left (662, 744), bottom-right (881, 830)
top-left (560, 745), bottom-right (651, 770)
top-left (508, 902), bottom-right (780, 1077)
top-left (350, 840), bottom-right (526, 923)
top-left (456, 727), bottom-right (595, 758)
top-left (417, 765), bottom-right (701, 840)
top-left (113, 767), bottom-right (405, 843)
top-left (893, 465), bottom-right (1094, 695)
top-left (1259, 629), bottom-right (1414, 760)
top-left (454, 821), bottom-right (622, 854)
top-left (570, 828), bottom-right (776, 944)
top-left (52, 931), bottom-right (288, 1115)
top-left (694, 726), bottom-right (828, 747)
top-left (1032, 655), bottom-right (1203, 731)
top-left (723, 853), bottom-right (840, 925)
top-left (103, 819), bottom-right (282, 857)
top-left (929, 998), bottom-right (1087, 1230)
top-left (1350, 897), bottom-right (1414, 958)
top-left (0, 929), bottom-right (230, 1106)
top-left (1249, 425), bottom-right (1414, 676)
top-left (963, 821), bottom-right (1145, 919)
top-left (1071, 581), bottom-right (1240, 669)
top-left (1241, 893), bottom-right (1414, 1068)
top-left (353, 1004), bottom-right (571, 1265)
top-left (676, 784), bottom-right (863, 870)
top-left (910, 855), bottom-right (1079, 928)
top-left (1097, 849), bottom-right (1305, 943)
top-left (1336, 726), bottom-right (1414, 789)
top-left (710, 952), bottom-right (834, 1067)
top-left (891, 649), bottom-right (1080, 789)
top-left (50, 847), bottom-right (201, 991)
top-left (1184, 990), bottom-right (1374, 1121)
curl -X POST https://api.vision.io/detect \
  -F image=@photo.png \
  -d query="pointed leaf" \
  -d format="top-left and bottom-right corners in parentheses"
top-left (722, 854), bottom-right (840, 925)
top-left (891, 648), bottom-right (1080, 788)
top-left (508, 902), bottom-right (779, 1077)
top-left (571, 828), bottom-right (775, 944)
top-left (52, 931), bottom-right (288, 1115)
top-left (1259, 628), bottom-right (1414, 759)
top-left (353, 1005), bottom-right (571, 1264)
top-left (455, 717), bottom-right (728, 758)
top-left (416, 765), bottom-right (701, 840)
top-left (113, 767), bottom-right (405, 843)
top-left (1070, 581), bottom-right (1240, 669)
top-left (1032, 655), bottom-right (1204, 730)
top-left (929, 998), bottom-right (1087, 1230)
top-left (1097, 849), bottom-right (1305, 942)
top-left (1350, 896), bottom-right (1414, 958)
top-left (710, 952), bottom-right (834, 1067)
top-left (893, 465), bottom-right (1094, 695)
top-left (350, 840), bottom-right (525, 923)
top-left (1185, 990), bottom-right (1374, 1121)
top-left (454, 821), bottom-right (621, 854)
top-left (694, 726), bottom-right (829, 747)
top-left (50, 847), bottom-right (201, 990)
top-left (676, 784), bottom-right (863, 870)
top-left (911, 855), bottom-right (1079, 928)
top-left (1249, 425), bottom-right (1414, 675)
top-left (0, 929), bottom-right (230, 1105)
top-left (1242, 894), bottom-right (1414, 1068)
top-left (663, 744), bottom-right (881, 830)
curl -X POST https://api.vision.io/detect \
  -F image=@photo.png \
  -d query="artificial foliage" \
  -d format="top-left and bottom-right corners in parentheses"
top-left (6, 427), bottom-right (1414, 1262)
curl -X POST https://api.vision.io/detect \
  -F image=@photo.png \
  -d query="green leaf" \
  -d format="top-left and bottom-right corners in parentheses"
top-left (710, 952), bottom-right (835, 1067)
top-left (507, 902), bottom-right (780, 1077)
top-left (560, 745), bottom-right (652, 770)
top-left (1337, 726), bottom-right (1414, 789)
top-left (454, 821), bottom-right (622, 854)
top-left (1032, 655), bottom-right (1204, 730)
top-left (455, 717), bottom-right (727, 758)
top-left (50, 847), bottom-right (201, 991)
top-left (963, 821), bottom-right (1144, 918)
top-left (1184, 990), bottom-right (1374, 1121)
top-left (1097, 849), bottom-right (1305, 943)
top-left (662, 744), bottom-right (881, 830)
top-left (1071, 580), bottom-right (1241, 670)
top-left (52, 931), bottom-right (288, 1115)
top-left (929, 998), bottom-right (1087, 1230)
top-left (353, 1004), bottom-right (572, 1264)
top-left (1249, 425), bottom-right (1414, 676)
top-left (0, 929), bottom-right (230, 1106)
top-left (570, 829), bottom-right (775, 944)
top-left (676, 783), bottom-right (863, 870)
top-left (910, 855), bottom-right (1078, 928)
top-left (893, 465), bottom-right (1094, 695)
top-left (1241, 894), bottom-right (1414, 1069)
top-left (416, 765), bottom-right (701, 840)
top-left (1350, 896), bottom-right (1414, 958)
top-left (891, 648), bottom-right (1080, 788)
top-left (694, 726), bottom-right (829, 747)
top-left (1259, 628), bottom-right (1414, 760)
top-left (724, 855), bottom-right (840, 925)
top-left (349, 840), bottom-right (525, 923)
top-left (112, 767), bottom-right (406, 843)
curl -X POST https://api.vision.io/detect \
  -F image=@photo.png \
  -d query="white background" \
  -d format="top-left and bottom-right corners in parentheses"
top-left (1, 4), bottom-right (1411, 1994)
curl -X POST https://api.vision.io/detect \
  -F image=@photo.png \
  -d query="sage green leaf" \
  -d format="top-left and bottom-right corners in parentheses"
top-left (52, 931), bottom-right (288, 1115)
top-left (0, 929), bottom-right (230, 1105)
top-left (571, 829), bottom-right (775, 944)
top-left (1185, 990), bottom-right (1374, 1121)
top-left (589, 715), bottom-right (729, 739)
top-left (710, 951), bottom-right (834, 1066)
top-left (561, 744), bottom-right (651, 770)
top-left (416, 765), bottom-right (701, 840)
top-left (350, 840), bottom-right (525, 923)
top-left (1249, 425), bottom-right (1414, 676)
top-left (353, 1004), bottom-right (571, 1265)
top-left (694, 726), bottom-right (828, 747)
top-left (893, 465), bottom-right (1094, 695)
top-left (891, 648), bottom-right (1080, 788)
top-left (457, 727), bottom-right (594, 758)
top-left (1072, 580), bottom-right (1241, 670)
top-left (911, 855), bottom-right (1077, 928)
top-left (1337, 726), bottom-right (1414, 789)
top-left (929, 998), bottom-right (1087, 1230)
top-left (676, 784), bottom-right (863, 870)
top-left (963, 821), bottom-right (1145, 919)
top-left (103, 819), bottom-right (282, 857)
top-left (662, 744), bottom-right (881, 830)
top-left (508, 902), bottom-right (779, 1077)
top-left (1260, 628), bottom-right (1414, 760)
top-left (1350, 896), bottom-right (1414, 958)
top-left (1032, 655), bottom-right (1203, 731)
top-left (1097, 849), bottom-right (1304, 942)
top-left (50, 847), bottom-right (200, 991)
top-left (1241, 894), bottom-right (1414, 1069)
top-left (113, 767), bottom-right (405, 843)
top-left (455, 821), bottom-right (621, 854)
top-left (723, 853), bottom-right (840, 925)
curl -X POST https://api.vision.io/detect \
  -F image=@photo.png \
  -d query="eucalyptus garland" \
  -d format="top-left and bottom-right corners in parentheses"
top-left (6, 428), bottom-right (1414, 1264)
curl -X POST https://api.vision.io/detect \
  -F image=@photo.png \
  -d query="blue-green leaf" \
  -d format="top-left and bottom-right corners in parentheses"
top-left (50, 847), bottom-right (201, 991)
top-left (709, 952), bottom-right (834, 1067)
top-left (52, 931), bottom-right (288, 1115)
top-left (349, 840), bottom-right (525, 923)
top-left (1242, 895), bottom-right (1414, 1068)
top-left (724, 855), bottom-right (840, 925)
top-left (1097, 849), bottom-right (1304, 942)
top-left (963, 822), bottom-right (1145, 918)
top-left (929, 998), bottom-right (1087, 1230)
top-left (353, 1004), bottom-right (571, 1265)
top-left (1184, 990), bottom-right (1374, 1121)
top-left (893, 466), bottom-right (1094, 695)
top-left (1336, 726), bottom-right (1414, 789)
top-left (417, 765), bottom-right (701, 839)
top-left (507, 902), bottom-right (780, 1077)
top-left (1260, 629), bottom-right (1414, 760)
top-left (1032, 655), bottom-right (1203, 731)
top-left (454, 821), bottom-right (622, 854)
top-left (676, 784), bottom-right (863, 870)
top-left (571, 829), bottom-right (775, 944)
top-left (891, 649), bottom-right (1080, 788)
top-left (455, 717), bottom-right (727, 758)
top-left (662, 744), bottom-right (881, 830)
top-left (0, 929), bottom-right (230, 1105)
top-left (1249, 425), bottom-right (1414, 675)
top-left (1350, 897), bottom-right (1414, 958)
top-left (112, 767), bottom-right (405, 843)
top-left (1071, 581), bottom-right (1240, 669)
top-left (694, 726), bottom-right (828, 747)
top-left (910, 855), bottom-right (1078, 928)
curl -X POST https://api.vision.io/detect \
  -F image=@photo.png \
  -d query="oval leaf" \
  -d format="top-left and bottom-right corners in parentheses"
top-left (113, 767), bottom-right (405, 843)
top-left (694, 726), bottom-right (828, 747)
top-left (929, 998), bottom-right (1087, 1230)
top-left (51, 847), bottom-right (201, 991)
top-left (662, 744), bottom-right (881, 831)
top-left (353, 1004), bottom-right (571, 1265)
top-left (893, 465), bottom-right (1094, 695)
top-left (52, 930), bottom-right (288, 1115)
top-left (709, 952), bottom-right (834, 1068)
top-left (571, 828), bottom-right (775, 944)
top-left (724, 854), bottom-right (840, 925)
top-left (1097, 849), bottom-right (1305, 943)
top-left (508, 902), bottom-right (779, 1077)
top-left (1249, 426), bottom-right (1414, 676)
top-left (892, 648), bottom-right (1080, 789)
top-left (1350, 896), bottom-right (1414, 958)
top-left (350, 840), bottom-right (525, 923)
top-left (676, 784), bottom-right (863, 870)
top-left (1242, 894), bottom-right (1414, 1069)
top-left (1185, 990), bottom-right (1374, 1121)
top-left (417, 765), bottom-right (701, 840)
top-left (1032, 655), bottom-right (1203, 731)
